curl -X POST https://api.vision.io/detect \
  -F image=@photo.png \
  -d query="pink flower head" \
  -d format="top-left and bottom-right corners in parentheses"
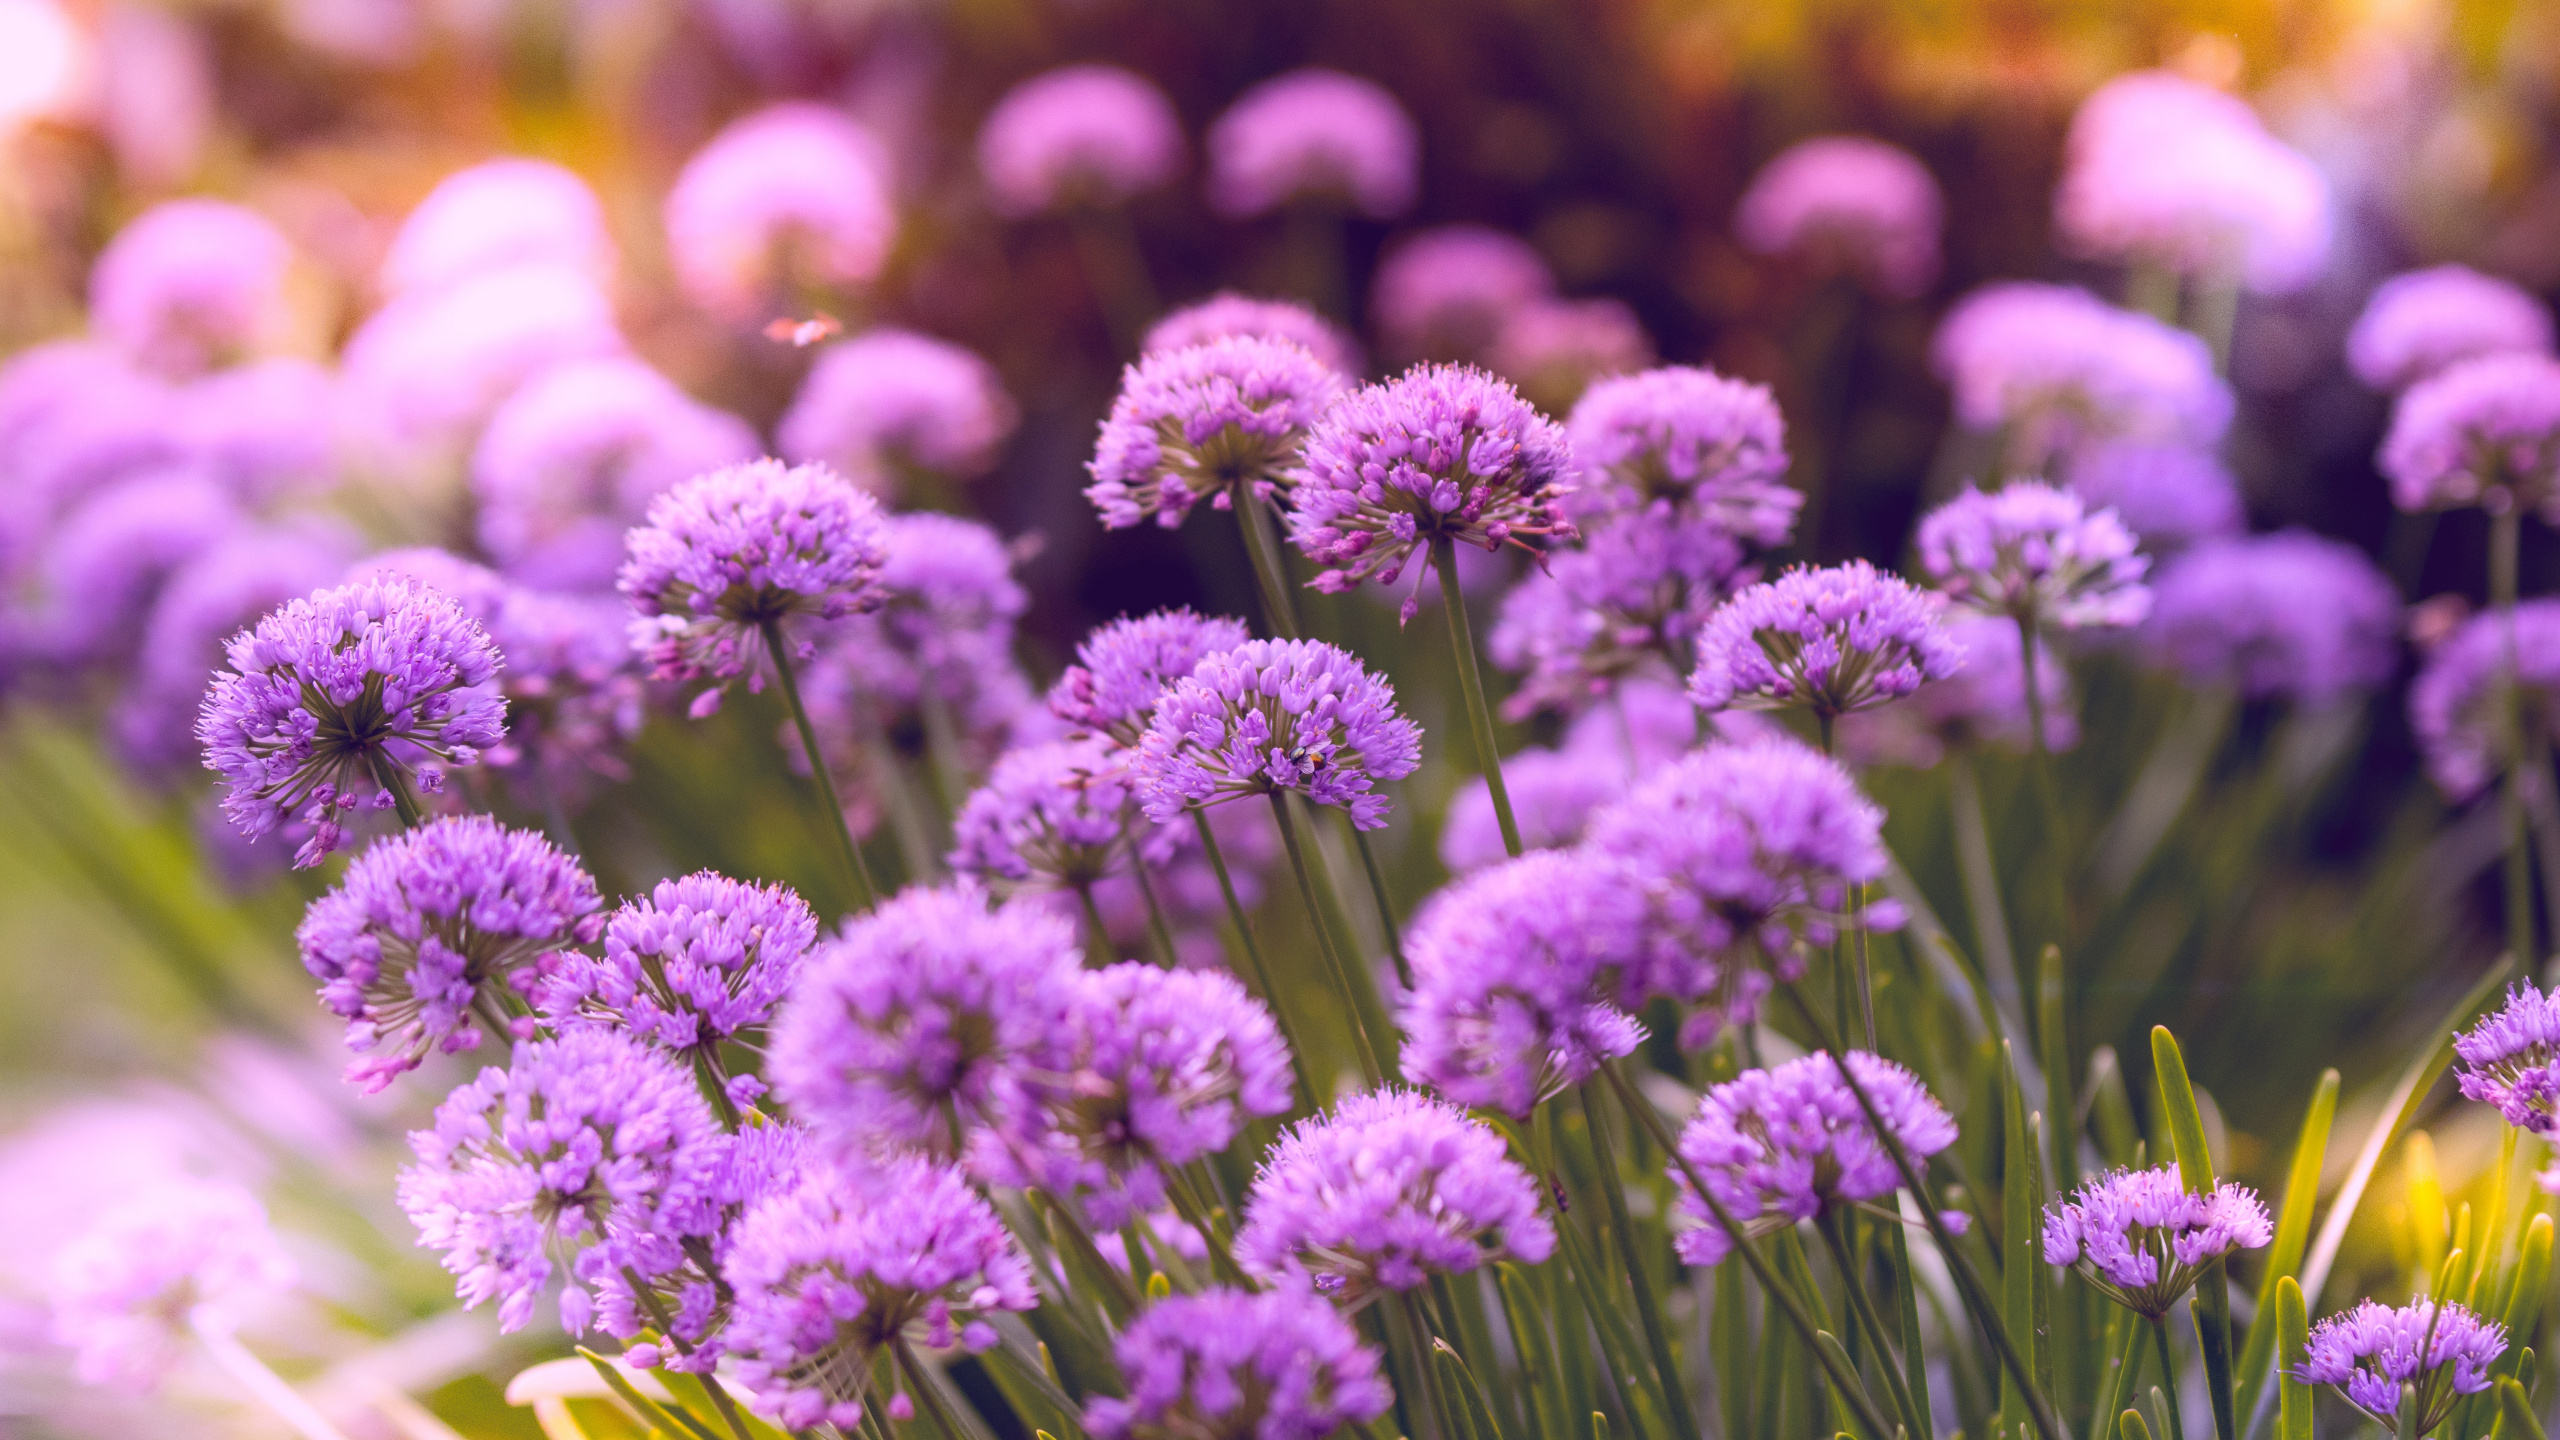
top-left (1487, 296), bottom-right (1655, 414)
top-left (382, 158), bottom-right (616, 296)
top-left (1916, 481), bottom-right (2152, 630)
top-left (2380, 352), bottom-right (2560, 518)
top-left (89, 199), bottom-right (294, 377)
top-left (664, 103), bottom-right (895, 320)
top-left (779, 328), bottom-right (1018, 488)
top-left (1145, 291), bottom-right (1362, 376)
top-left (1372, 225), bottom-right (1554, 364)
top-left (977, 64), bottom-right (1185, 214)
top-left (1931, 281), bottom-right (2232, 468)
top-left (1206, 68), bottom-right (1418, 219)
top-left (1736, 135), bottom-right (1944, 298)
top-left (2349, 264), bottom-right (2555, 393)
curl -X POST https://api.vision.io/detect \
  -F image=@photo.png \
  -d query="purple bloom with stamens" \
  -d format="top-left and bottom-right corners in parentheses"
top-left (1488, 297), bottom-right (1655, 414)
top-left (1372, 226), bottom-right (1554, 364)
top-left (1437, 745), bottom-right (1629, 874)
top-left (950, 736), bottom-right (1143, 894)
top-left (1687, 560), bottom-right (1963, 719)
top-left (1736, 135), bottom-right (1944, 299)
top-left (295, 815), bottom-right (603, 1092)
top-left (1048, 608), bottom-right (1252, 746)
top-left (2042, 1165), bottom-right (2272, 1318)
top-left (2454, 983), bottom-right (2560, 1135)
top-left (1086, 335), bottom-right (1345, 529)
top-left (89, 199), bottom-right (293, 377)
top-left (1085, 1286), bottom-right (1393, 1440)
top-left (534, 872), bottom-right (817, 1058)
top-left (1917, 482), bottom-right (2152, 630)
top-left (2408, 599), bottom-right (2560, 800)
top-left (2379, 352), bottom-right (2560, 519)
top-left (196, 576), bottom-right (509, 866)
top-left (779, 329), bottom-right (1018, 487)
top-left (1145, 291), bottom-right (1362, 376)
top-left (598, 1120), bottom-right (813, 1369)
top-left (977, 65), bottom-right (1184, 215)
top-left (1131, 638), bottom-right (1421, 830)
top-left (2296, 1298), bottom-right (2507, 1433)
top-left (1235, 1088), bottom-right (1554, 1303)
top-left (1491, 509), bottom-right (1749, 718)
top-left (2060, 441), bottom-right (2245, 552)
top-left (1931, 282), bottom-right (2232, 467)
top-left (2350, 264), bottom-right (2555, 393)
top-left (1563, 365), bottom-right (1797, 543)
top-left (49, 1180), bottom-right (297, 1388)
top-left (1293, 364), bottom-right (1576, 622)
top-left (1670, 1051), bottom-right (1955, 1267)
top-left (2142, 532), bottom-right (2401, 704)
top-left (382, 158), bottom-right (616, 297)
top-left (1205, 68), bottom-right (1417, 220)
top-left (663, 103), bottom-right (895, 320)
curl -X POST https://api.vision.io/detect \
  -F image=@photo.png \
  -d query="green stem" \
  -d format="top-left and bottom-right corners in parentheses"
top-left (1130, 862), bottom-right (1183, 969)
top-left (2018, 615), bottom-right (2072, 954)
top-left (1237, 490), bottom-right (1303, 640)
top-left (1580, 1084), bottom-right (1704, 1440)
top-left (1161, 1171), bottom-right (1250, 1287)
top-left (1435, 534), bottom-right (1522, 859)
top-left (1350, 825), bottom-right (1411, 990)
top-left (760, 619), bottom-right (877, 911)
top-left (892, 1343), bottom-right (968, 1440)
top-left (1268, 791), bottom-right (1385, 1085)
top-left (1194, 809), bottom-right (1316, 1107)
top-left (1816, 1210), bottom-right (1931, 1440)
top-left (2149, 1317), bottom-right (2188, 1440)
top-left (2090, 1304), bottom-right (2147, 1440)
top-left (1950, 749), bottom-right (2023, 1015)
top-left (1074, 881), bottom-right (1116, 964)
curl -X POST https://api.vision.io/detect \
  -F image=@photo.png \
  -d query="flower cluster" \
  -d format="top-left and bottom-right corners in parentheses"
top-left (1917, 482), bottom-right (2153, 630)
top-left (1048, 607), bottom-right (1253, 745)
top-left (2349, 264), bottom-right (2554, 393)
top-left (1086, 335), bottom-right (1345, 528)
top-left (1931, 281), bottom-right (2232, 467)
top-left (2454, 983), bottom-right (2560, 1135)
top-left (2042, 1165), bottom-right (2272, 1318)
top-left (977, 65), bottom-right (1185, 215)
top-left (1490, 509), bottom-right (1748, 717)
top-left (1144, 291), bottom-right (1361, 376)
top-left (2296, 1299), bottom-right (2508, 1433)
top-left (2379, 352), bottom-right (2560, 518)
top-left (534, 873), bottom-right (818, 1070)
top-left (778, 329), bottom-right (1019, 487)
top-left (2141, 532), bottom-right (2402, 704)
top-left (1206, 68), bottom-right (1417, 219)
top-left (1371, 225), bottom-right (1555, 363)
top-left (1687, 561), bottom-right (1964, 721)
top-left (1562, 365), bottom-right (1797, 543)
top-left (1086, 1286), bottom-right (1393, 1440)
top-left (662, 103), bottom-right (894, 318)
top-left (49, 1181), bottom-right (298, 1387)
top-left (1132, 638), bottom-right (1421, 829)
top-left (2409, 599), bottom-right (2560, 800)
top-left (1735, 136), bottom-right (1945, 298)
top-left (949, 735), bottom-right (1144, 894)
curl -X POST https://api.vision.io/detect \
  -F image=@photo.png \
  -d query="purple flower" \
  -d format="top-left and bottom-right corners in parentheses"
top-left (1490, 509), bottom-right (1749, 718)
top-left (1292, 364), bottom-right (1577, 622)
top-left (1085, 1286), bottom-right (1393, 1440)
top-left (296, 815), bottom-right (603, 1091)
top-left (1839, 613), bottom-right (2076, 767)
top-left (1735, 135), bottom-right (1945, 298)
top-left (1917, 482), bottom-right (2153, 630)
top-left (473, 356), bottom-right (760, 593)
top-left (27, 464), bottom-right (242, 668)
top-left (398, 1027), bottom-right (725, 1334)
top-left (778, 329), bottom-right (1019, 487)
top-left (481, 588), bottom-right (648, 801)
top-left (381, 158), bottom-right (617, 297)
top-left (88, 199), bottom-right (293, 377)
top-left (1671, 1051), bottom-right (1956, 1266)
top-left (2350, 264), bottom-right (2555, 393)
top-left (2455, 983), bottom-right (2560, 1135)
top-left (176, 357), bottom-right (340, 502)
top-left (1205, 68), bottom-right (1417, 220)
top-left (1931, 282), bottom-right (2233, 467)
top-left (48, 1180), bottom-right (296, 1387)
top-left (766, 883), bottom-right (1082, 1157)
top-left (599, 1120), bottom-right (813, 1368)
top-left (1487, 297), bottom-right (1656, 415)
top-left (1562, 365), bottom-right (1798, 543)
top-left (339, 261), bottom-right (625, 459)
top-left (196, 576), bottom-right (509, 866)
top-left (2042, 1164), bottom-right (2272, 1317)
top-left (2141, 531), bottom-right (2401, 704)
top-left (2296, 1298), bottom-right (2508, 1432)
top-left (2379, 352), bottom-right (2560, 518)
top-left (1086, 336), bottom-right (1346, 529)
top-left (2409, 600), bottom-right (2560, 800)
top-left (950, 736), bottom-right (1145, 894)
top-left (1687, 560), bottom-right (1964, 719)
top-left (977, 65), bottom-right (1185, 214)
top-left (987, 962), bottom-right (1293, 1229)
top-left (1235, 1088), bottom-right (1555, 1302)
top-left (1145, 291), bottom-right (1362, 376)
top-left (1398, 849), bottom-right (1652, 1115)
top-left (1048, 607), bottom-right (1253, 745)
top-left (619, 460), bottom-right (889, 713)
top-left (536, 872), bottom-right (817, 1060)
top-left (721, 1155), bottom-right (1036, 1431)
top-left (1131, 638), bottom-right (1421, 830)
top-left (1437, 745), bottom-right (1631, 874)
top-left (663, 103), bottom-right (895, 320)
top-left (1372, 225), bottom-right (1555, 365)
top-left (2060, 440), bottom-right (2246, 553)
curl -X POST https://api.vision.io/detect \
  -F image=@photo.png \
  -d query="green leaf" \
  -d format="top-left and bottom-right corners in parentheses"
top-left (1433, 1338), bottom-right (1507, 1440)
top-left (1498, 1262), bottom-right (1575, 1440)
top-left (2231, 1070), bottom-right (2338, 1431)
top-left (2274, 1277), bottom-right (2311, 1440)
top-left (2118, 1409), bottom-right (2156, 1440)
top-left (576, 1350), bottom-right (718, 1440)
top-left (2500, 1377), bottom-right (2552, 1440)
top-left (1811, 1332), bottom-right (1888, 1440)
top-left (1999, 1041), bottom-right (2044, 1436)
top-left (1886, 1224), bottom-right (1934, 1438)
top-left (653, 1372), bottom-right (784, 1440)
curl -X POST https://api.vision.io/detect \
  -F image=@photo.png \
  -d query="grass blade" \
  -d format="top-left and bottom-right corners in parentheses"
top-left (2152, 1027), bottom-right (2236, 1440)
top-left (2502, 1376), bottom-right (2552, 1440)
top-left (1999, 1040), bottom-right (2045, 1435)
top-left (2231, 1070), bottom-right (2338, 1431)
top-left (2274, 1277), bottom-right (2311, 1440)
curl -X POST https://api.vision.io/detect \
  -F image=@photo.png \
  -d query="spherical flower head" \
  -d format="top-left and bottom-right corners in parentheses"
top-left (1132, 638), bottom-right (1421, 830)
top-left (1671, 1051), bottom-right (1955, 1266)
top-left (1087, 336), bottom-right (1346, 530)
top-left (1236, 1088), bottom-right (1554, 1302)
top-left (598, 1120), bottom-right (815, 1364)
top-left (2454, 983), bottom-right (2560, 1135)
top-left (1917, 482), bottom-right (2153, 630)
top-left (1563, 365), bottom-right (1797, 544)
top-left (1842, 613), bottom-right (2075, 766)
top-left (1206, 68), bottom-right (1417, 220)
top-left (1687, 560), bottom-right (1963, 719)
top-left (1736, 135), bottom-right (1945, 298)
top-left (2380, 352), bottom-right (2560, 519)
top-left (339, 261), bottom-right (626, 459)
top-left (721, 1155), bottom-right (1036, 1431)
top-left (778, 329), bottom-right (1018, 486)
top-left (1085, 1286), bottom-right (1393, 1440)
top-left (295, 815), bottom-right (601, 1090)
top-left (49, 1180), bottom-right (296, 1388)
top-left (977, 65), bottom-right (1185, 215)
top-left (2060, 440), bottom-right (2245, 553)
top-left (663, 103), bottom-right (895, 321)
top-left (1293, 364), bottom-right (1577, 622)
top-left (1372, 226), bottom-right (1555, 365)
top-left (2409, 599), bottom-right (2560, 800)
top-left (2042, 1164), bottom-right (2272, 1318)
top-left (2141, 532), bottom-right (2401, 704)
top-left (197, 577), bottom-right (509, 867)
top-left (950, 736), bottom-right (1145, 893)
top-left (536, 872), bottom-right (818, 1055)
top-left (29, 464), bottom-right (242, 669)
top-left (398, 1027), bottom-right (724, 1334)
top-left (1144, 291), bottom-right (1362, 376)
top-left (1931, 282), bottom-right (2233, 468)
top-left (1490, 509), bottom-right (1747, 718)
top-left (2350, 264), bottom-right (2556, 393)
top-left (1437, 745), bottom-right (1629, 874)
top-left (767, 883), bottom-right (1082, 1157)
top-left (992, 963), bottom-right (1293, 1230)
top-left (2296, 1298), bottom-right (2507, 1432)
top-left (89, 199), bottom-right (293, 377)
top-left (1487, 297), bottom-right (1655, 415)
top-left (382, 158), bottom-right (617, 297)
top-left (1047, 608), bottom-right (1253, 745)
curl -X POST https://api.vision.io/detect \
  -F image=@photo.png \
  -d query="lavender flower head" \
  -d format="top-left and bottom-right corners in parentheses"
top-left (2042, 1164), bottom-right (2273, 1317)
top-left (1917, 482), bottom-right (2153, 630)
top-left (2379, 352), bottom-right (2560, 518)
top-left (1132, 638), bottom-right (1421, 830)
top-left (1437, 745), bottom-right (1629, 874)
top-left (49, 1180), bottom-right (296, 1387)
top-left (599, 1120), bottom-right (814, 1368)
top-left (2296, 1298), bottom-right (2508, 1433)
top-left (1398, 849), bottom-right (1651, 1115)
top-left (1671, 1052), bottom-right (1956, 1266)
top-left (2409, 599), bottom-right (2560, 800)
top-left (663, 103), bottom-right (895, 320)
top-left (30, 465), bottom-right (242, 668)
top-left (1735, 136), bottom-right (1945, 299)
top-left (339, 261), bottom-right (625, 460)
top-left (721, 1155), bottom-right (1036, 1430)
top-left (1086, 336), bottom-right (1345, 529)
top-left (1687, 560), bottom-right (1963, 720)
top-left (1372, 225), bottom-right (1555, 364)
top-left (197, 576), bottom-right (508, 866)
top-left (2350, 264), bottom-right (2555, 393)
top-left (778, 329), bottom-right (1019, 487)
top-left (1293, 363), bottom-right (1577, 622)
top-left (2060, 440), bottom-right (2246, 552)
top-left (1205, 68), bottom-right (1418, 220)
top-left (398, 1027), bottom-right (724, 1333)
top-left (977, 65), bottom-right (1185, 215)
top-left (536, 873), bottom-right (818, 1064)
top-left (950, 736), bottom-right (1144, 894)
top-left (1489, 509), bottom-right (1748, 718)
top-left (1048, 607), bottom-right (1252, 745)
top-left (767, 883), bottom-right (1081, 1157)
top-left (1085, 1286), bottom-right (1393, 1440)
top-left (1563, 365), bottom-right (1797, 542)
top-left (1144, 291), bottom-right (1362, 376)
top-left (295, 815), bottom-right (602, 1091)
top-left (89, 199), bottom-right (293, 376)
top-left (1236, 1088), bottom-right (1555, 1303)
top-left (2142, 532), bottom-right (2401, 704)
top-left (1931, 282), bottom-right (2233, 467)
top-left (2454, 983), bottom-right (2560, 1136)
top-left (381, 158), bottom-right (617, 297)
top-left (619, 459), bottom-right (888, 713)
